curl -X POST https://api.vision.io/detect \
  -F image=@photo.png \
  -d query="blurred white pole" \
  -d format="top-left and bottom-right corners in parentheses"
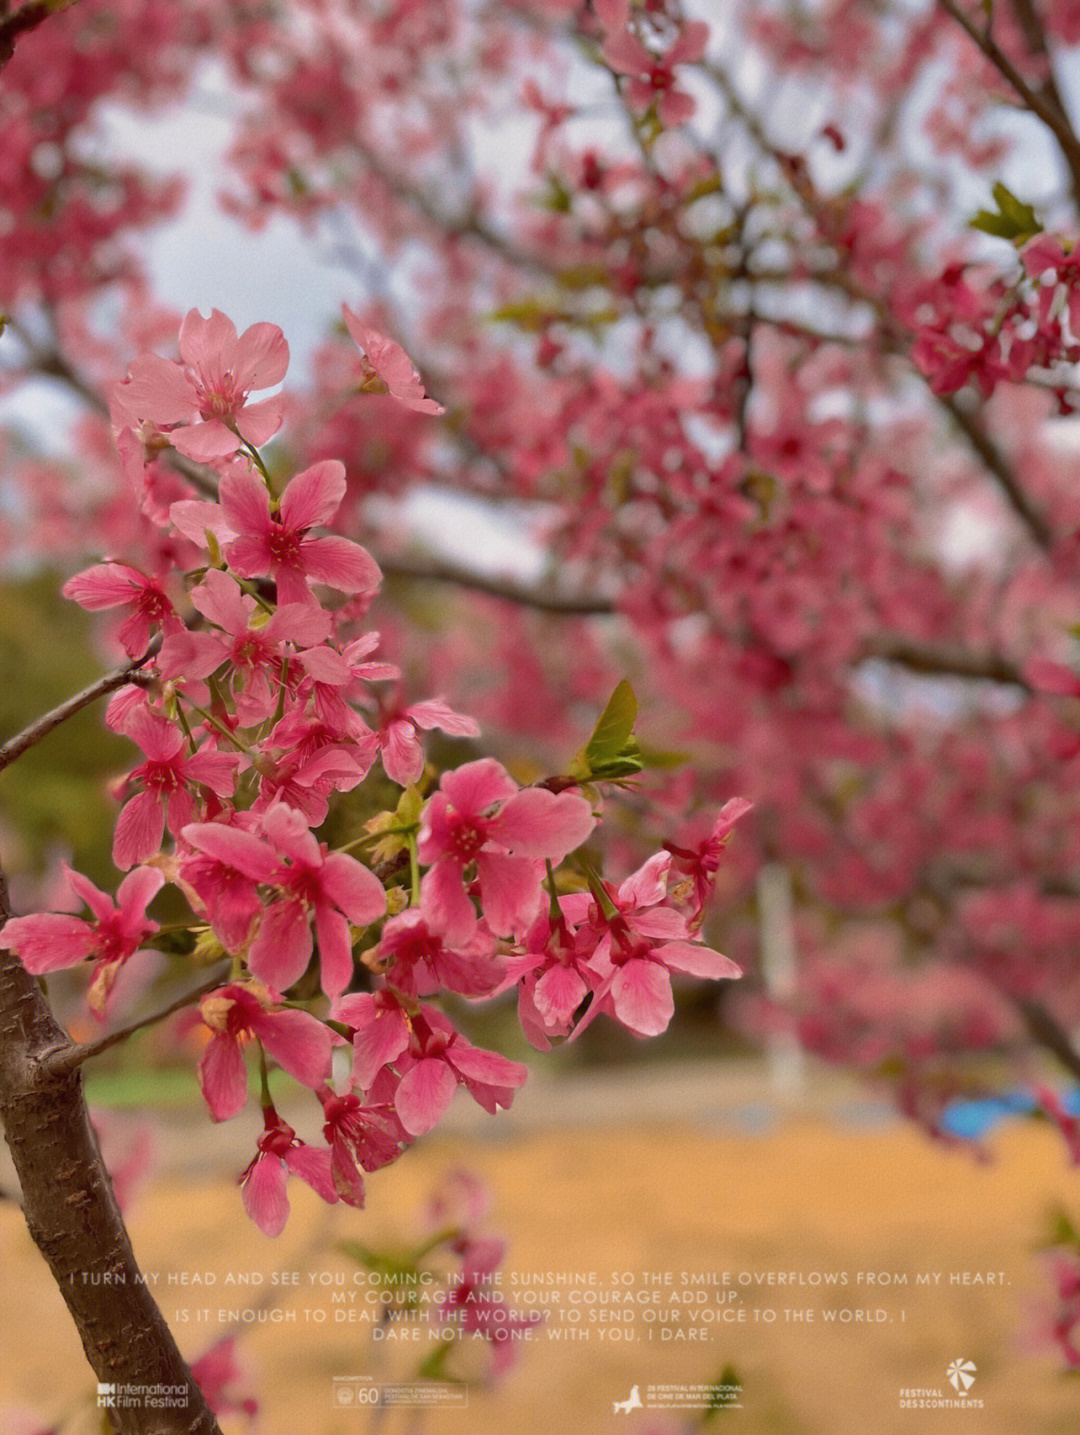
top-left (757, 862), bottom-right (806, 1097)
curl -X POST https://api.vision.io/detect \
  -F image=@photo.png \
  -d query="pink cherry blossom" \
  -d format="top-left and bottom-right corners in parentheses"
top-left (247, 804), bottom-right (387, 998)
top-left (116, 308), bottom-right (289, 462)
top-left (570, 853), bottom-right (741, 1039)
top-left (319, 1083), bottom-right (408, 1205)
top-left (333, 989), bottom-right (411, 1091)
top-left (391, 1007), bottom-right (529, 1136)
top-left (598, 1), bottom-right (709, 127)
top-left (379, 697), bottom-right (480, 786)
top-left (342, 305), bottom-right (445, 414)
top-left (439, 1234), bottom-right (543, 1373)
top-left (2, 865), bottom-right (163, 1017)
top-left (238, 1105), bottom-right (338, 1237)
top-left (189, 1337), bottom-right (258, 1422)
top-left (418, 758), bottom-right (595, 940)
top-left (220, 461), bottom-right (382, 608)
top-left (197, 981), bottom-right (334, 1121)
top-left (62, 562), bottom-right (182, 657)
top-left (159, 569), bottom-right (333, 724)
top-left (112, 706), bottom-right (241, 869)
top-left (375, 880), bottom-right (502, 998)
top-left (179, 819), bottom-right (280, 952)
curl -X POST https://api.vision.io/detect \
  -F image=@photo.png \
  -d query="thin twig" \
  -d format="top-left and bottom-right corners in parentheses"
top-left (43, 967), bottom-right (229, 1078)
top-left (379, 554), bottom-right (618, 615)
top-left (0, 0), bottom-right (79, 70)
top-left (1015, 996), bottom-right (1080, 1084)
top-left (863, 633), bottom-right (1029, 689)
top-left (0, 634), bottom-right (161, 774)
top-left (938, 0), bottom-right (1080, 208)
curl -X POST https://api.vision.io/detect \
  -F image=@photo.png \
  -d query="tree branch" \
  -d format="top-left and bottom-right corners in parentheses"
top-left (0, 0), bottom-right (79, 70)
top-left (1015, 995), bottom-right (1080, 1084)
top-left (939, 0), bottom-right (1080, 210)
top-left (0, 635), bottom-right (161, 775)
top-left (704, 55), bottom-right (1055, 552)
top-left (378, 554), bottom-right (618, 614)
top-left (862, 633), bottom-right (1029, 689)
top-left (43, 967), bottom-right (229, 1080)
top-left (0, 859), bottom-right (223, 1434)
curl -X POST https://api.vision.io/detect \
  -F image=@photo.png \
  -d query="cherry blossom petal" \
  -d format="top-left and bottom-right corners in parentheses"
top-left (657, 940), bottom-right (741, 979)
top-left (232, 321), bottom-right (289, 390)
top-left (313, 904), bottom-right (354, 999)
top-left (320, 852), bottom-right (387, 925)
top-left (198, 1034), bottom-right (250, 1121)
top-left (533, 963), bottom-right (588, 1026)
top-left (171, 418), bottom-right (241, 462)
top-left (113, 790), bottom-right (165, 870)
top-left (2, 913), bottom-right (96, 972)
top-left (487, 788), bottom-right (595, 859)
top-left (440, 758), bottom-right (518, 818)
top-left (248, 900), bottom-right (312, 991)
top-left (182, 823), bottom-right (280, 882)
top-left (421, 859), bottom-right (478, 943)
top-left (406, 699), bottom-right (480, 737)
top-left (284, 1144), bottom-right (337, 1203)
top-left (253, 1007), bottom-right (333, 1087)
top-left (241, 1155), bottom-right (290, 1237)
top-left (609, 960), bottom-right (674, 1036)
top-left (220, 470), bottom-right (273, 539)
top-left (394, 1058), bottom-right (458, 1135)
top-left (382, 719), bottom-right (424, 785)
top-left (297, 535), bottom-right (382, 595)
top-left (279, 460), bottom-right (346, 531)
top-left (476, 852), bottom-right (543, 935)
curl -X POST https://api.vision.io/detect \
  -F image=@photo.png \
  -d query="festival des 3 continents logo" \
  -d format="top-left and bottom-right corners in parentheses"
top-left (945, 1359), bottom-right (977, 1397)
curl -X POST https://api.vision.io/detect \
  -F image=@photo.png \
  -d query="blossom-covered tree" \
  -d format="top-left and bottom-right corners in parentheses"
top-left (4, 0), bottom-right (1080, 1417)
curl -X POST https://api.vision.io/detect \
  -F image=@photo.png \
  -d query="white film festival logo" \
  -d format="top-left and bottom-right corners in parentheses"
top-left (96, 1385), bottom-right (116, 1409)
top-left (945, 1359), bottom-right (977, 1397)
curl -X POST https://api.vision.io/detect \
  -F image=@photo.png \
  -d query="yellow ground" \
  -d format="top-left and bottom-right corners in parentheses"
top-left (4, 1069), bottom-right (1080, 1434)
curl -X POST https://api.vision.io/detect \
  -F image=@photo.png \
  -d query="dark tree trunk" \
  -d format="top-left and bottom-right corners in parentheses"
top-left (0, 872), bottom-right (223, 1435)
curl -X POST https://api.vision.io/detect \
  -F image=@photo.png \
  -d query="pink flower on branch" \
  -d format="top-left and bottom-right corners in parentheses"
top-left (116, 308), bottom-right (289, 463)
top-left (112, 706), bottom-right (241, 869)
top-left (189, 1337), bottom-right (258, 1422)
top-left (179, 819), bottom-right (280, 953)
top-left (392, 1007), bottom-right (529, 1136)
top-left (319, 1082), bottom-right (408, 1206)
top-left (418, 758), bottom-right (596, 941)
top-left (62, 562), bottom-right (182, 657)
top-left (597, 0), bottom-right (709, 127)
top-left (331, 996), bottom-right (528, 1136)
top-left (159, 569), bottom-right (334, 724)
top-left (248, 803), bottom-right (387, 998)
top-left (197, 980), bottom-right (333, 1121)
top-left (569, 853), bottom-right (741, 1039)
top-left (342, 305), bottom-right (445, 415)
top-left (220, 460), bottom-right (382, 609)
top-left (2, 865), bottom-right (163, 1017)
top-left (239, 1105), bottom-right (338, 1237)
top-left (379, 696), bottom-right (480, 787)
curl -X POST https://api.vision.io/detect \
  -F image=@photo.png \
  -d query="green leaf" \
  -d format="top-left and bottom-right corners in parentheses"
top-left (970, 182), bottom-right (1042, 245)
top-left (1045, 1208), bottom-right (1080, 1251)
top-left (702, 1364), bottom-right (743, 1420)
top-left (574, 679), bottom-right (643, 781)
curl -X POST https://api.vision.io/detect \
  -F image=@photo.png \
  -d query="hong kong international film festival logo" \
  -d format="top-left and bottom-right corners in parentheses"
top-left (97, 1383), bottom-right (188, 1411)
top-left (899, 1359), bottom-right (984, 1410)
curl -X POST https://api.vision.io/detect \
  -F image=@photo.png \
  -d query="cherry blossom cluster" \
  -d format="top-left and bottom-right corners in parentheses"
top-left (1, 306), bottom-right (743, 1237)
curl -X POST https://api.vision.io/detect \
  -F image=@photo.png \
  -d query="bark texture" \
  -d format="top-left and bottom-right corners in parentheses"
top-left (0, 871), bottom-right (223, 1435)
